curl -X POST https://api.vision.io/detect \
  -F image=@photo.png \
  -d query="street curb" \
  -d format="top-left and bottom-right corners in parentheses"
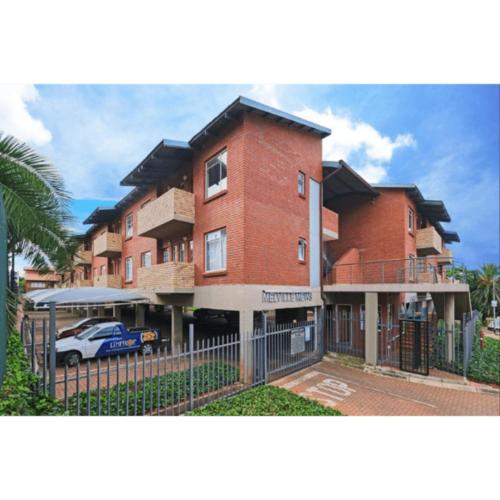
top-left (364, 365), bottom-right (500, 395)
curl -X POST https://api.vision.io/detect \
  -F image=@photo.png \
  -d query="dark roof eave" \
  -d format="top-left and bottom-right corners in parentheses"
top-left (190, 96), bottom-right (331, 148)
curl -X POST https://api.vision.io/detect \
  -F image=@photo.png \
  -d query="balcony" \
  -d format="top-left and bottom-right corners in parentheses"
top-left (416, 226), bottom-right (442, 256)
top-left (93, 274), bottom-right (123, 288)
top-left (75, 278), bottom-right (93, 287)
top-left (74, 249), bottom-right (92, 265)
top-left (93, 232), bottom-right (122, 258)
top-left (322, 207), bottom-right (339, 241)
top-left (137, 262), bottom-right (194, 292)
top-left (325, 257), bottom-right (465, 286)
top-left (438, 248), bottom-right (453, 264)
top-left (137, 188), bottom-right (194, 240)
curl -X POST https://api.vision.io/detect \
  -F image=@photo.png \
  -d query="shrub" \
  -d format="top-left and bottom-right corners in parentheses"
top-left (0, 332), bottom-right (63, 416)
top-left (67, 362), bottom-right (239, 415)
top-left (187, 385), bottom-right (343, 416)
top-left (467, 336), bottom-right (500, 385)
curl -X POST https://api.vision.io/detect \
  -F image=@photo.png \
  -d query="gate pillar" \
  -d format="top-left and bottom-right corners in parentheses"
top-left (365, 292), bottom-right (378, 365)
top-left (444, 293), bottom-right (455, 362)
top-left (171, 305), bottom-right (183, 354)
top-left (239, 310), bottom-right (254, 385)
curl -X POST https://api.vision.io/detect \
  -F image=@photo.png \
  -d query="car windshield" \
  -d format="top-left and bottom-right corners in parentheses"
top-left (76, 325), bottom-right (101, 340)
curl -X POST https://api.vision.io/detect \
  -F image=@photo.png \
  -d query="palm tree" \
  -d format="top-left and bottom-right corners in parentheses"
top-left (0, 133), bottom-right (76, 312)
top-left (471, 263), bottom-right (500, 318)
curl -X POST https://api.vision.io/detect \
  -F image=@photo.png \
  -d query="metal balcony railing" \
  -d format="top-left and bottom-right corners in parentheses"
top-left (324, 257), bottom-right (467, 285)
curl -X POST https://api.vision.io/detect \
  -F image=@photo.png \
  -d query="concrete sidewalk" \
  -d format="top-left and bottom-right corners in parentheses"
top-left (273, 359), bottom-right (500, 416)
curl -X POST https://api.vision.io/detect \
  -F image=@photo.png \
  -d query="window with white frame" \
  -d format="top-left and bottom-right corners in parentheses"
top-left (125, 256), bottom-right (133, 282)
top-left (141, 251), bottom-right (151, 268)
top-left (408, 207), bottom-right (414, 233)
top-left (298, 238), bottom-right (306, 262)
top-left (205, 150), bottom-right (227, 198)
top-left (298, 171), bottom-right (305, 196)
top-left (125, 213), bottom-right (133, 238)
top-left (30, 282), bottom-right (46, 289)
top-left (205, 228), bottom-right (227, 272)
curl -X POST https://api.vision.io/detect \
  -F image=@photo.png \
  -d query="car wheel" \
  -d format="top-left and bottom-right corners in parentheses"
top-left (64, 351), bottom-right (81, 367)
top-left (142, 343), bottom-right (153, 355)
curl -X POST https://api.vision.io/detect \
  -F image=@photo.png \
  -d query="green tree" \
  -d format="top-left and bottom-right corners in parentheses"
top-left (0, 134), bottom-right (76, 322)
top-left (471, 264), bottom-right (500, 318)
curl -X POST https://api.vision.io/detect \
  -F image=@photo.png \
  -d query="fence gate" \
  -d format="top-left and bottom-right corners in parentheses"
top-left (399, 319), bottom-right (429, 375)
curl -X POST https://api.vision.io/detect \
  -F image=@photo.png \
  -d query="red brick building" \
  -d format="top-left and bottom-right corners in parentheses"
top-left (71, 97), bottom-right (468, 362)
top-left (23, 268), bottom-right (61, 292)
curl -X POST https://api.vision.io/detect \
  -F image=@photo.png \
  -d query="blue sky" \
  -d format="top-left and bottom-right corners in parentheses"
top-left (1, 84), bottom-right (498, 269)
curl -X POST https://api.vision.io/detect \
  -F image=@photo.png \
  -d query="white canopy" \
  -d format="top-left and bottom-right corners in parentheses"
top-left (24, 287), bottom-right (150, 309)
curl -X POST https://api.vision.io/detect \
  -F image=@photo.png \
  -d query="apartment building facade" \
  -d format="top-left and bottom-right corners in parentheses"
top-left (24, 268), bottom-right (61, 292)
top-left (72, 97), bottom-right (468, 364)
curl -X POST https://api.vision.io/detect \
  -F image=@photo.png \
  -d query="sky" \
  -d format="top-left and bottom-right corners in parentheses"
top-left (0, 84), bottom-right (498, 270)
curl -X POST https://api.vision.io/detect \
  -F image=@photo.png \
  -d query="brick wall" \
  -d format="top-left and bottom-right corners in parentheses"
top-left (327, 189), bottom-right (418, 264)
top-left (191, 111), bottom-right (323, 287)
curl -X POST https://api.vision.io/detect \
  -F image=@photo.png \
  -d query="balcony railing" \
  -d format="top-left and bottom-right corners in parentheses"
top-left (416, 226), bottom-right (442, 255)
top-left (137, 262), bottom-right (194, 290)
top-left (74, 249), bottom-right (92, 265)
top-left (324, 257), bottom-right (467, 285)
top-left (93, 274), bottom-right (123, 288)
top-left (93, 232), bottom-right (122, 258)
top-left (137, 188), bottom-right (194, 240)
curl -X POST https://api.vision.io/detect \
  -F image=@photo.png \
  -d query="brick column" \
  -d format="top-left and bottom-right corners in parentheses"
top-left (171, 305), bottom-right (183, 354)
top-left (365, 292), bottom-right (378, 365)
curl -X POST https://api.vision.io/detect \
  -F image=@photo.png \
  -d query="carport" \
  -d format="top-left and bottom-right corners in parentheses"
top-left (23, 287), bottom-right (150, 397)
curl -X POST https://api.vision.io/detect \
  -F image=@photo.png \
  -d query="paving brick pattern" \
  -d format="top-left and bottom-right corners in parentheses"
top-left (274, 360), bottom-right (500, 416)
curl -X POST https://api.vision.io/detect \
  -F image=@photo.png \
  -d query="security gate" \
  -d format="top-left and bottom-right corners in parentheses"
top-left (399, 319), bottom-right (429, 375)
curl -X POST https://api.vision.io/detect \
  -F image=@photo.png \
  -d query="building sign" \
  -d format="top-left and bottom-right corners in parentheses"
top-left (262, 291), bottom-right (312, 304)
top-left (290, 327), bottom-right (306, 355)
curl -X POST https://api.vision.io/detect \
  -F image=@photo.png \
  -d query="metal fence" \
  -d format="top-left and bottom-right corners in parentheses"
top-left (430, 311), bottom-right (479, 376)
top-left (20, 314), bottom-right (322, 416)
top-left (324, 308), bottom-right (365, 359)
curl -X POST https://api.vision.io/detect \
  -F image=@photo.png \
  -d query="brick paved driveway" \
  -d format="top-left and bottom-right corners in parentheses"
top-left (274, 359), bottom-right (500, 416)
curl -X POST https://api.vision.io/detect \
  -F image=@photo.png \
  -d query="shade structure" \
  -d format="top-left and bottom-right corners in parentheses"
top-left (24, 287), bottom-right (150, 309)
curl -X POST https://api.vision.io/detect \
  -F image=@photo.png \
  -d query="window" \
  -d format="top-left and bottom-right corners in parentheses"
top-left (100, 264), bottom-right (106, 276)
top-left (179, 242), bottom-right (185, 262)
top-left (30, 282), bottom-right (46, 289)
top-left (125, 213), bottom-right (133, 238)
top-left (91, 327), bottom-right (116, 340)
top-left (206, 150), bottom-right (227, 198)
top-left (141, 251), bottom-right (151, 268)
top-left (163, 248), bottom-right (170, 263)
top-left (205, 228), bottom-right (227, 272)
top-left (408, 207), bottom-right (414, 233)
top-left (125, 256), bottom-right (133, 282)
top-left (298, 171), bottom-right (305, 196)
top-left (298, 238), bottom-right (306, 262)
top-left (189, 240), bottom-right (194, 261)
top-left (360, 304), bottom-right (365, 330)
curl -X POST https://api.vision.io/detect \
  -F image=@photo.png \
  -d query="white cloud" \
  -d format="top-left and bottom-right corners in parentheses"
top-left (355, 164), bottom-right (388, 183)
top-left (0, 85), bottom-right (52, 145)
top-left (296, 106), bottom-right (416, 182)
top-left (247, 84), bottom-right (280, 108)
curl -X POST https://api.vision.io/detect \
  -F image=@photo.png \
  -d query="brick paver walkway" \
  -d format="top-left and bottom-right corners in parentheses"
top-left (274, 360), bottom-right (500, 416)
